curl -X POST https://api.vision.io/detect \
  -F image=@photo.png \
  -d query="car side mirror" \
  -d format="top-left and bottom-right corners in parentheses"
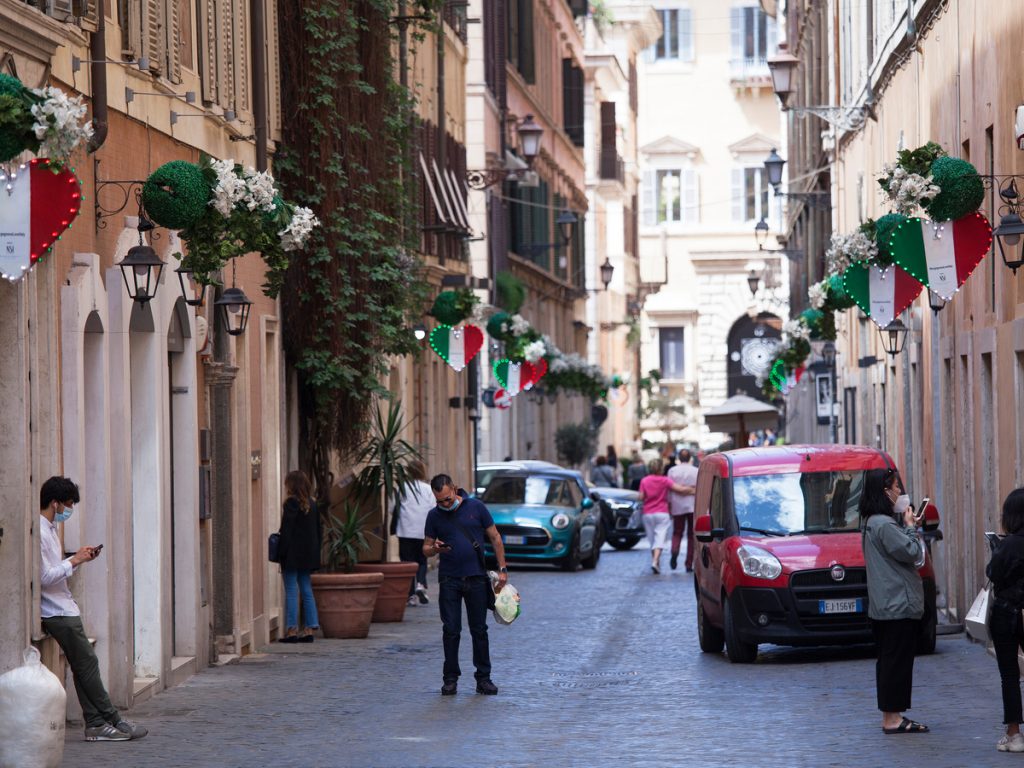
top-left (581, 498), bottom-right (595, 510)
top-left (695, 514), bottom-right (714, 543)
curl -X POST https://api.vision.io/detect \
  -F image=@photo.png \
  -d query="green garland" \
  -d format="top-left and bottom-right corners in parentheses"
top-left (141, 160), bottom-right (210, 230)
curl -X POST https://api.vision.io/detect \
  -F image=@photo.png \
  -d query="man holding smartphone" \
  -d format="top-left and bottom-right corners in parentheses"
top-left (38, 476), bottom-right (148, 742)
top-left (423, 473), bottom-right (508, 696)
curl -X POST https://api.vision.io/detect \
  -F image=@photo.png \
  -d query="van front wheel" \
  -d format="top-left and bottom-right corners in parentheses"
top-left (723, 597), bottom-right (758, 663)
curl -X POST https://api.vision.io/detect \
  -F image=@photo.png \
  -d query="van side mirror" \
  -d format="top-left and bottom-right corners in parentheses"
top-left (695, 514), bottom-right (714, 543)
top-left (581, 498), bottom-right (594, 510)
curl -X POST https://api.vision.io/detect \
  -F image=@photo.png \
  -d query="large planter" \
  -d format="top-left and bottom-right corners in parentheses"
top-left (352, 562), bottom-right (419, 622)
top-left (310, 572), bottom-right (384, 639)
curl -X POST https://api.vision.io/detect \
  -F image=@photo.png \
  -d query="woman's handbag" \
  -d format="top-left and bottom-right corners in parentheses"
top-left (965, 583), bottom-right (993, 643)
top-left (268, 532), bottom-right (281, 563)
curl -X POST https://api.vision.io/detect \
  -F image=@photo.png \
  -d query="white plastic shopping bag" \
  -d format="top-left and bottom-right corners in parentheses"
top-left (964, 584), bottom-right (992, 644)
top-left (488, 571), bottom-right (521, 625)
top-left (0, 647), bottom-right (66, 768)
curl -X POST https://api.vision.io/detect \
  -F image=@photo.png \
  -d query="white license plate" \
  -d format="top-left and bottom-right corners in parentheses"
top-left (503, 535), bottom-right (526, 545)
top-left (819, 598), bottom-right (863, 614)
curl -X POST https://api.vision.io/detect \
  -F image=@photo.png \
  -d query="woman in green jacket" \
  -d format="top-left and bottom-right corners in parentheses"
top-left (861, 467), bottom-right (927, 734)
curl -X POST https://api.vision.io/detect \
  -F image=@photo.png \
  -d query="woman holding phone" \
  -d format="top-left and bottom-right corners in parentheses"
top-left (861, 467), bottom-right (928, 734)
top-left (986, 488), bottom-right (1024, 752)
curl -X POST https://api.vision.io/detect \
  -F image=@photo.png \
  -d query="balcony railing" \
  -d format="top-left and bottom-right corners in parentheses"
top-left (599, 150), bottom-right (625, 183)
top-left (729, 57), bottom-right (771, 85)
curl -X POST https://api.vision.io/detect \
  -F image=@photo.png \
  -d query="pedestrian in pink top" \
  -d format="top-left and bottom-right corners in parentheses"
top-left (638, 458), bottom-right (692, 574)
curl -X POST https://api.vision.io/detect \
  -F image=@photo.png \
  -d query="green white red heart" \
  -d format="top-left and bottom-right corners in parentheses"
top-left (0, 159), bottom-right (82, 282)
top-left (493, 359), bottom-right (536, 396)
top-left (429, 324), bottom-right (483, 372)
top-left (841, 261), bottom-right (923, 328)
top-left (886, 212), bottom-right (993, 301)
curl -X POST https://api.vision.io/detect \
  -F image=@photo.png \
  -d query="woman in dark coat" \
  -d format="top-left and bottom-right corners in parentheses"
top-left (278, 470), bottom-right (322, 643)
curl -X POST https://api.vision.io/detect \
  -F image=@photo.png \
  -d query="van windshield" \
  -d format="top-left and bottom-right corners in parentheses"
top-left (732, 470), bottom-right (869, 535)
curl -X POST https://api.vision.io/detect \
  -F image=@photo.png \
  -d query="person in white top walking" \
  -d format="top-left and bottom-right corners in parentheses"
top-left (667, 450), bottom-right (699, 571)
top-left (395, 459), bottom-right (436, 605)
top-left (38, 476), bottom-right (148, 742)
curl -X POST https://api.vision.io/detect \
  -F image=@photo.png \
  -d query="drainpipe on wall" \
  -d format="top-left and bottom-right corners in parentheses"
top-left (250, 0), bottom-right (267, 172)
top-left (86, 8), bottom-right (108, 152)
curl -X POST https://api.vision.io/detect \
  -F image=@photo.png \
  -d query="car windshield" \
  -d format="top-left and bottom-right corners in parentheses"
top-left (481, 476), bottom-right (575, 507)
top-left (732, 470), bottom-right (871, 535)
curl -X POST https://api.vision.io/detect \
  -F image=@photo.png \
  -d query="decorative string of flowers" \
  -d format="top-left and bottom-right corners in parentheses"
top-left (142, 155), bottom-right (319, 297)
top-left (0, 74), bottom-right (92, 167)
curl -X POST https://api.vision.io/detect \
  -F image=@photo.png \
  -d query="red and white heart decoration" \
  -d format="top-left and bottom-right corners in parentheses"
top-left (493, 359), bottom-right (536, 397)
top-left (0, 159), bottom-right (82, 282)
top-left (841, 260), bottom-right (924, 328)
top-left (522, 358), bottom-right (547, 391)
top-left (429, 324), bottom-right (484, 372)
top-left (886, 212), bottom-right (993, 301)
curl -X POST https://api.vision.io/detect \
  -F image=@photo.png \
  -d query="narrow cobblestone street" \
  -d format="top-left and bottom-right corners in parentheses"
top-left (64, 546), bottom-right (1006, 768)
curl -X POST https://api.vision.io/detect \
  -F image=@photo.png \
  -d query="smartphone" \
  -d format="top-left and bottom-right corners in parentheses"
top-left (915, 498), bottom-right (930, 521)
top-left (92, 544), bottom-right (104, 555)
top-left (436, 540), bottom-right (452, 551)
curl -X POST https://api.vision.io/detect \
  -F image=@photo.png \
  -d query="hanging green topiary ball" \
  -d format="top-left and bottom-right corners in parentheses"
top-left (486, 311), bottom-right (512, 341)
top-left (142, 160), bottom-right (212, 230)
top-left (826, 272), bottom-right (856, 311)
top-left (0, 74), bottom-right (35, 163)
top-left (926, 156), bottom-right (985, 221)
top-left (429, 291), bottom-right (465, 325)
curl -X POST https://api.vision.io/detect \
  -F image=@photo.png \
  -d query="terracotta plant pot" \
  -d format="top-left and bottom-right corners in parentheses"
top-left (352, 562), bottom-right (420, 622)
top-left (310, 572), bottom-right (384, 639)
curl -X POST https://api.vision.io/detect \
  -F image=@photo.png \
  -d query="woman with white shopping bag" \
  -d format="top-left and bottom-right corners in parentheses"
top-left (985, 488), bottom-right (1024, 753)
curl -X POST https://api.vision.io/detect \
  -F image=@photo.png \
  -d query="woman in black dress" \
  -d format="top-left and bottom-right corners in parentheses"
top-left (278, 470), bottom-right (322, 643)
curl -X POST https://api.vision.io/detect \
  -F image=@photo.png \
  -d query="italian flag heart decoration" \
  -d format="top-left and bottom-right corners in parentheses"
top-left (0, 159), bottom-right (82, 282)
top-left (522, 358), bottom-right (547, 391)
top-left (841, 261), bottom-right (924, 328)
top-left (493, 359), bottom-right (535, 396)
top-left (429, 324), bottom-right (483, 372)
top-left (886, 212), bottom-right (993, 301)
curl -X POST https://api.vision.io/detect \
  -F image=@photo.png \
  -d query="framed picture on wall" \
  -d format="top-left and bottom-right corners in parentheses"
top-left (815, 372), bottom-right (832, 424)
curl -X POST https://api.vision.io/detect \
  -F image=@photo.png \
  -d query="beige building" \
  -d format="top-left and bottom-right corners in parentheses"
top-left (775, 0), bottom-right (1024, 622)
top-left (636, 0), bottom-right (789, 449)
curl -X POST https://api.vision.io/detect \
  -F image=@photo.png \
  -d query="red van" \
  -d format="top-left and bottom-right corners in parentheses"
top-left (692, 445), bottom-right (940, 663)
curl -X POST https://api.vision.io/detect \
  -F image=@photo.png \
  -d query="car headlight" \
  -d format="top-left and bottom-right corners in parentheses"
top-left (551, 513), bottom-right (571, 529)
top-left (736, 545), bottom-right (783, 580)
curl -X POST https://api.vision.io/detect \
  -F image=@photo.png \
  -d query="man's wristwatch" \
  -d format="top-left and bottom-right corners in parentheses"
top-left (499, 567), bottom-right (508, 574)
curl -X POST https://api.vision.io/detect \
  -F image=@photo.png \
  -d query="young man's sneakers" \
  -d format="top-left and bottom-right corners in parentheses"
top-left (114, 719), bottom-right (148, 739)
top-left (415, 583), bottom-right (430, 604)
top-left (407, 595), bottom-right (419, 607)
top-left (84, 723), bottom-right (130, 741)
top-left (997, 733), bottom-right (1024, 752)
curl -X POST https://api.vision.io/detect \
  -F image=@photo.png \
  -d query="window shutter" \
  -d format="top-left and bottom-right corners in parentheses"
top-left (218, 0), bottom-right (235, 109)
top-left (165, 0), bottom-right (181, 82)
top-left (641, 170), bottom-right (656, 227)
top-left (731, 168), bottom-right (744, 222)
top-left (683, 169), bottom-right (699, 225)
top-left (766, 15), bottom-right (777, 59)
top-left (125, 0), bottom-right (143, 62)
top-left (519, 0), bottom-right (535, 84)
top-left (144, 0), bottom-right (165, 76)
top-left (600, 101), bottom-right (616, 151)
top-left (199, 0), bottom-right (218, 103)
top-left (729, 6), bottom-right (743, 62)
top-left (679, 9), bottom-right (693, 62)
top-left (233, 0), bottom-right (249, 111)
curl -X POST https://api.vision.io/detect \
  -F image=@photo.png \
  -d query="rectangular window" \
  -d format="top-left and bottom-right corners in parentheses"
top-left (644, 169), bottom-right (698, 225)
top-left (732, 167), bottom-right (769, 222)
top-left (651, 8), bottom-right (693, 61)
top-left (659, 327), bottom-right (685, 379)
top-left (729, 5), bottom-right (775, 77)
top-left (562, 60), bottom-right (584, 147)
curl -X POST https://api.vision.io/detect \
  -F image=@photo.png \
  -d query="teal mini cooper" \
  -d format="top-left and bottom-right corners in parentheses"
top-left (480, 468), bottom-right (603, 571)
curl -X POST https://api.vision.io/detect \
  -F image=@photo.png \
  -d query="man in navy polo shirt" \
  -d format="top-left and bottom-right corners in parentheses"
top-left (423, 473), bottom-right (508, 696)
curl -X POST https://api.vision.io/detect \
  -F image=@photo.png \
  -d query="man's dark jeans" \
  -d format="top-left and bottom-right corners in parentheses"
top-left (438, 574), bottom-right (491, 683)
top-left (41, 615), bottom-right (119, 728)
top-left (991, 600), bottom-right (1024, 724)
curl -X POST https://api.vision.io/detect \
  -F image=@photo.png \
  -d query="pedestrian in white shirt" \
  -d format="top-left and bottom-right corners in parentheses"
top-left (38, 476), bottom-right (148, 742)
top-left (395, 459), bottom-right (436, 605)
top-left (667, 450), bottom-right (699, 571)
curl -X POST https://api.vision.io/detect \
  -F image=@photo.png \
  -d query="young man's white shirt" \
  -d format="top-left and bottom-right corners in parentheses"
top-left (39, 515), bottom-right (81, 618)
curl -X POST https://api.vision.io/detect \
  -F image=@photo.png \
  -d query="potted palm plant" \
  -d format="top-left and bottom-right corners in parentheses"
top-left (350, 399), bottom-right (423, 622)
top-left (310, 503), bottom-right (384, 639)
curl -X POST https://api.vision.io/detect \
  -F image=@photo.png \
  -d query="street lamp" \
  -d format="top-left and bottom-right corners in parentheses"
top-left (766, 43), bottom-right (800, 108)
top-left (413, 322), bottom-right (427, 341)
top-left (215, 286), bottom-right (253, 336)
top-left (761, 149), bottom-right (831, 208)
top-left (466, 115), bottom-right (545, 189)
top-left (993, 179), bottom-right (1024, 274)
top-left (764, 148), bottom-right (785, 191)
top-left (117, 243), bottom-right (165, 304)
top-left (754, 218), bottom-right (770, 249)
top-left (175, 265), bottom-right (207, 307)
top-left (599, 257), bottom-right (614, 290)
top-left (747, 268), bottom-right (761, 296)
top-left (927, 288), bottom-right (948, 314)
top-left (821, 341), bottom-right (838, 444)
top-left (879, 318), bottom-right (909, 357)
top-left (556, 209), bottom-right (578, 245)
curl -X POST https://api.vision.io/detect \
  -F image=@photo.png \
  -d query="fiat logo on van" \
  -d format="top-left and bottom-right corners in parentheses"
top-left (830, 564), bottom-right (846, 582)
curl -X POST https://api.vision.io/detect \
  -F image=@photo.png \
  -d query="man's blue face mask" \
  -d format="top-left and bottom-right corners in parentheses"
top-left (54, 505), bottom-right (74, 524)
top-left (436, 489), bottom-right (461, 512)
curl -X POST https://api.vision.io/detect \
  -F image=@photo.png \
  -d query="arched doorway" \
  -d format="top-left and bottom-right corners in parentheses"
top-left (726, 312), bottom-right (781, 401)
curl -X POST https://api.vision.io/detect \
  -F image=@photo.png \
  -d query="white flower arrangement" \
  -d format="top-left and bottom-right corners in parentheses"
top-left (808, 280), bottom-right (829, 311)
top-left (509, 314), bottom-right (531, 337)
top-left (29, 86), bottom-right (93, 165)
top-left (242, 168), bottom-right (278, 214)
top-left (782, 318), bottom-right (811, 344)
top-left (523, 339), bottom-right (547, 363)
top-left (881, 164), bottom-right (941, 215)
top-left (279, 206), bottom-right (320, 251)
top-left (825, 230), bottom-right (878, 274)
top-left (210, 159), bottom-right (247, 217)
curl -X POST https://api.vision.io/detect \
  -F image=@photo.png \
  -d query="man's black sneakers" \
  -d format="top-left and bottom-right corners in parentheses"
top-left (475, 679), bottom-right (498, 695)
top-left (441, 681), bottom-right (458, 696)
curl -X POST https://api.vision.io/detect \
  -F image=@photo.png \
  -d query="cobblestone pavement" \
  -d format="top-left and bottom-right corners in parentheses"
top-left (64, 545), bottom-right (1008, 767)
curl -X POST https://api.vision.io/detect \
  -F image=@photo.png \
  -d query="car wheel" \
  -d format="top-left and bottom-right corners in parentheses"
top-left (609, 536), bottom-right (639, 550)
top-left (723, 596), bottom-right (758, 663)
top-left (916, 603), bottom-right (937, 656)
top-left (560, 531), bottom-right (581, 572)
top-left (696, 593), bottom-right (725, 653)
top-left (581, 527), bottom-right (602, 569)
